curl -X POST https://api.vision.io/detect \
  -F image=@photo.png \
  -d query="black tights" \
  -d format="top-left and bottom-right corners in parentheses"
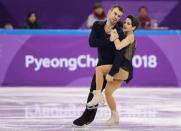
top-left (80, 74), bottom-right (107, 123)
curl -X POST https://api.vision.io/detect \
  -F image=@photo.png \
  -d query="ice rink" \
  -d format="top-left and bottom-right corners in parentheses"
top-left (0, 87), bottom-right (181, 131)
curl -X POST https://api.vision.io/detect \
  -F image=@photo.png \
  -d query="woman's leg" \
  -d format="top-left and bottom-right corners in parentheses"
top-left (104, 68), bottom-right (129, 125)
top-left (105, 80), bottom-right (122, 112)
top-left (96, 65), bottom-right (112, 90)
top-left (104, 80), bottom-right (122, 125)
top-left (105, 68), bottom-right (128, 111)
top-left (113, 68), bottom-right (129, 81)
top-left (87, 65), bottom-right (112, 107)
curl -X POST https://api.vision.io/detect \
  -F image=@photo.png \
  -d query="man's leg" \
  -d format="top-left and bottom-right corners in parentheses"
top-left (73, 73), bottom-right (107, 126)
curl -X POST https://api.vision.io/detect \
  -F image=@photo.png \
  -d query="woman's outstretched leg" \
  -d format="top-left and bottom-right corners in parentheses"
top-left (87, 65), bottom-right (111, 107)
top-left (96, 66), bottom-right (107, 90)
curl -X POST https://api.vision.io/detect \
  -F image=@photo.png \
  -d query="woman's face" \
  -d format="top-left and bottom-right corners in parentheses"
top-left (29, 13), bottom-right (37, 23)
top-left (123, 18), bottom-right (134, 32)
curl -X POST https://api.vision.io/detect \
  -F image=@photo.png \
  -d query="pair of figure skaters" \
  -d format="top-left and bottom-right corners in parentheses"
top-left (73, 5), bottom-right (139, 126)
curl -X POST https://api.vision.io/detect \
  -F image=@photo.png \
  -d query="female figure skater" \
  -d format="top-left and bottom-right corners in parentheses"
top-left (87, 15), bottom-right (139, 125)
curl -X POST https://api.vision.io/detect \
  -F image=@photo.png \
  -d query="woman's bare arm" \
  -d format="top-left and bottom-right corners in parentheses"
top-left (114, 34), bottom-right (134, 50)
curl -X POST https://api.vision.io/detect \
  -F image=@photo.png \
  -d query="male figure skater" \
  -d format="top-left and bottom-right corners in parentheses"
top-left (73, 5), bottom-right (125, 126)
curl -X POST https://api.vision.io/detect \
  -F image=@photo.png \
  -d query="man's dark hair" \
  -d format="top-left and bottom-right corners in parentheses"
top-left (111, 5), bottom-right (124, 13)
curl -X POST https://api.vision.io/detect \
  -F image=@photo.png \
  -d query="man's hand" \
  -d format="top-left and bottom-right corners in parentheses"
top-left (106, 74), bottom-right (114, 82)
top-left (110, 29), bottom-right (119, 42)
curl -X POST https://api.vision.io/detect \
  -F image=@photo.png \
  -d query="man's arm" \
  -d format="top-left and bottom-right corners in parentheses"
top-left (117, 21), bottom-right (126, 40)
top-left (110, 26), bottom-right (126, 44)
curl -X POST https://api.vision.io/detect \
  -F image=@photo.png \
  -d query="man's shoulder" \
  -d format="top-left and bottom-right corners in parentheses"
top-left (116, 21), bottom-right (123, 28)
top-left (93, 21), bottom-right (106, 27)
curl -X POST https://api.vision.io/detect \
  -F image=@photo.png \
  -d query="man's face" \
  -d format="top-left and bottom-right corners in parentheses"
top-left (108, 8), bottom-right (123, 25)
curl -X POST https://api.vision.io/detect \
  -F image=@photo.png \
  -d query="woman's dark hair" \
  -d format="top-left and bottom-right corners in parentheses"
top-left (127, 15), bottom-right (139, 30)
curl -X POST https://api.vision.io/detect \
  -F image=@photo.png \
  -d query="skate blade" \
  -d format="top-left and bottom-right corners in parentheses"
top-left (86, 104), bottom-right (106, 110)
top-left (72, 124), bottom-right (90, 131)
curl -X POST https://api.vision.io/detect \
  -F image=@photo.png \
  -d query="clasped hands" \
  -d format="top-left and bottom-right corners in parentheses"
top-left (110, 29), bottom-right (119, 42)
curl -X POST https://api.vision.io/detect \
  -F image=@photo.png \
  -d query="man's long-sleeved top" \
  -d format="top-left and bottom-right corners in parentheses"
top-left (89, 21), bottom-right (126, 76)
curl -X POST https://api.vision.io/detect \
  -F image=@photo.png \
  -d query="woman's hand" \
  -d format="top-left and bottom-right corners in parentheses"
top-left (106, 74), bottom-right (114, 82)
top-left (110, 29), bottom-right (119, 42)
